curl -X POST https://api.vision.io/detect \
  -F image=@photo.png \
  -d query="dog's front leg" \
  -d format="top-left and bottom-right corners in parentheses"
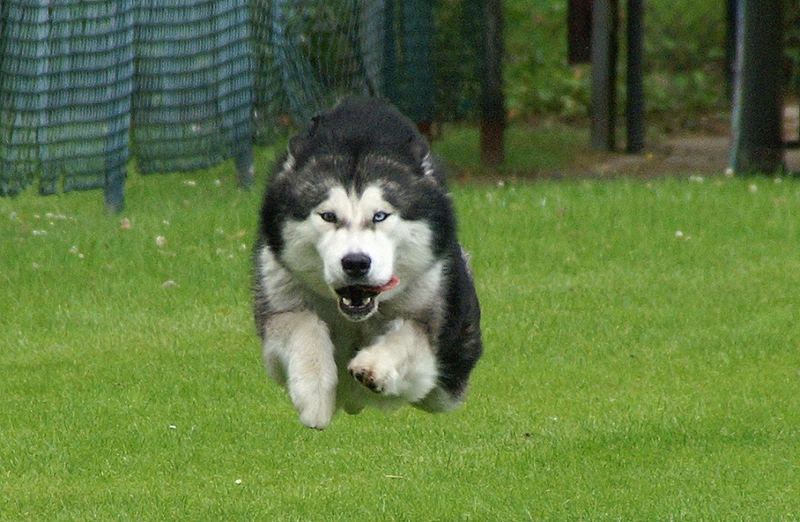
top-left (262, 311), bottom-right (337, 429)
top-left (347, 319), bottom-right (437, 403)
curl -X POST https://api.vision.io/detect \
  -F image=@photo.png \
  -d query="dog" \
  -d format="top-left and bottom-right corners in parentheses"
top-left (253, 96), bottom-right (482, 429)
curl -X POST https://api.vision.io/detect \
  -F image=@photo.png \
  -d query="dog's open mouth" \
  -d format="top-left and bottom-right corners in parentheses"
top-left (335, 276), bottom-right (399, 321)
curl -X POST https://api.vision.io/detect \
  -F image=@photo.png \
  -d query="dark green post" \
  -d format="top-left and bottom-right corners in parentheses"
top-left (382, 0), bottom-right (398, 103)
top-left (104, 167), bottom-right (125, 213)
top-left (235, 145), bottom-right (254, 189)
top-left (625, 0), bottom-right (644, 153)
top-left (480, 0), bottom-right (505, 165)
top-left (400, 0), bottom-right (435, 135)
top-left (725, 0), bottom-right (738, 99)
top-left (567, 0), bottom-right (593, 65)
top-left (730, 0), bottom-right (784, 173)
top-left (590, 0), bottom-right (618, 151)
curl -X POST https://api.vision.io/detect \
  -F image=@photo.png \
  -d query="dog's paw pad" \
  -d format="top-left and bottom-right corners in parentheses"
top-left (347, 353), bottom-right (400, 396)
top-left (349, 367), bottom-right (382, 393)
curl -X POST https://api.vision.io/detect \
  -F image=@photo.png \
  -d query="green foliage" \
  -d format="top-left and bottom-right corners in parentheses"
top-left (505, 0), bottom-right (591, 118)
top-left (2, 155), bottom-right (800, 518)
top-left (503, 0), bottom-right (728, 119)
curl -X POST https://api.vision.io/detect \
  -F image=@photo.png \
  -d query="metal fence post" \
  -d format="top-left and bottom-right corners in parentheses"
top-left (590, 0), bottom-right (618, 151)
top-left (480, 0), bottom-right (505, 165)
top-left (730, 0), bottom-right (784, 174)
top-left (625, 0), bottom-right (644, 153)
top-left (725, 0), bottom-right (738, 99)
top-left (382, 0), bottom-right (397, 102)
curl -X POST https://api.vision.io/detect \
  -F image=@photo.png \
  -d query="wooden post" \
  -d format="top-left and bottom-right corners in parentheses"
top-left (730, 0), bottom-right (784, 173)
top-left (480, 0), bottom-right (505, 165)
top-left (590, 0), bottom-right (618, 151)
top-left (625, 0), bottom-right (644, 153)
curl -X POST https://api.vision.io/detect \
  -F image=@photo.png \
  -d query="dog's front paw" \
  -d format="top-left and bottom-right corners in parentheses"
top-left (291, 384), bottom-right (336, 430)
top-left (347, 350), bottom-right (401, 396)
top-left (296, 396), bottom-right (334, 430)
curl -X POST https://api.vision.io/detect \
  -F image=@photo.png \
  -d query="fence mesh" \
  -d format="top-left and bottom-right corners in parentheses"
top-left (132, 1), bottom-right (254, 175)
top-left (250, 0), bottom-right (385, 143)
top-left (0, 0), bottom-right (482, 199)
top-left (0, 0), bottom-right (135, 196)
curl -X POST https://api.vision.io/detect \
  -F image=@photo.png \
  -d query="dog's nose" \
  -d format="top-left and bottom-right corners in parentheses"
top-left (341, 253), bottom-right (371, 278)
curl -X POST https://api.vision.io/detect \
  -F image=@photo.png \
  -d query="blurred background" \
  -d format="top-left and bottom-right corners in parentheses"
top-left (0, 0), bottom-right (795, 207)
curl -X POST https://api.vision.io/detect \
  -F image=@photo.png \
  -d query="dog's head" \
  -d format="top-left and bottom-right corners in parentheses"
top-left (261, 97), bottom-right (455, 321)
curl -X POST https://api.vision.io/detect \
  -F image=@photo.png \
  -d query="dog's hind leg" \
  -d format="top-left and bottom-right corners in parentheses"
top-left (262, 311), bottom-right (337, 429)
top-left (347, 319), bottom-right (437, 403)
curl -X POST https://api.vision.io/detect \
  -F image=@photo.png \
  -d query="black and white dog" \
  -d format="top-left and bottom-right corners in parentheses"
top-left (253, 97), bottom-right (482, 429)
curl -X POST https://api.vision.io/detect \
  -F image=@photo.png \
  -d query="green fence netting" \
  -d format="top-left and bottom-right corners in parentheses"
top-left (0, 0), bottom-right (254, 203)
top-left (0, 0), bottom-right (482, 205)
top-left (251, 0), bottom-right (385, 142)
top-left (132, 1), bottom-right (253, 176)
top-left (0, 1), bottom-right (136, 197)
top-left (251, 0), bottom-right (482, 141)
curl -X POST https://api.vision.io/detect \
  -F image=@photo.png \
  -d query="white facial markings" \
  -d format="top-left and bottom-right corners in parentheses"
top-left (280, 181), bottom-right (434, 300)
top-left (313, 185), bottom-right (394, 228)
top-left (313, 185), bottom-right (397, 287)
top-left (282, 152), bottom-right (295, 172)
top-left (392, 220), bottom-right (434, 279)
top-left (280, 219), bottom-right (329, 296)
top-left (316, 186), bottom-right (352, 226)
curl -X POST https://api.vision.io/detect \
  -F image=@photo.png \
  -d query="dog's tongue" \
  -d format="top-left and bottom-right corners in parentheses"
top-left (367, 275), bottom-right (399, 294)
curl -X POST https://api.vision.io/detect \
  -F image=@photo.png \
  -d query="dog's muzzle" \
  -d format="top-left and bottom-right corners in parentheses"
top-left (334, 276), bottom-right (399, 321)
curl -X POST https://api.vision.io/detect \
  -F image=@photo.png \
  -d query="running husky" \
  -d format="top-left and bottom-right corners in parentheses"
top-left (253, 97), bottom-right (482, 429)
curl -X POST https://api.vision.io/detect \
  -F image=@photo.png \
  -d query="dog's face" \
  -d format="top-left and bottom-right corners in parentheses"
top-left (260, 97), bottom-right (454, 321)
top-left (280, 166), bottom-right (435, 321)
top-left (310, 185), bottom-right (398, 287)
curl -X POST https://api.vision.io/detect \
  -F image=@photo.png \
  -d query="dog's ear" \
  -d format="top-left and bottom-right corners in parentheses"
top-left (287, 135), bottom-right (307, 161)
top-left (288, 113), bottom-right (324, 160)
top-left (408, 134), bottom-right (435, 178)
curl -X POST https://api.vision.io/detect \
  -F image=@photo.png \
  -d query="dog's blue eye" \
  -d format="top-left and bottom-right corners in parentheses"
top-left (373, 211), bottom-right (390, 223)
top-left (319, 212), bottom-right (337, 223)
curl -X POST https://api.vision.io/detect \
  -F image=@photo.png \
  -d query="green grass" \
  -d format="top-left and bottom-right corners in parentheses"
top-left (434, 122), bottom-right (589, 177)
top-left (2, 165), bottom-right (800, 519)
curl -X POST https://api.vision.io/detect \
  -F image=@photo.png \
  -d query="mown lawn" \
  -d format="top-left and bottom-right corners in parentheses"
top-left (1, 162), bottom-right (799, 519)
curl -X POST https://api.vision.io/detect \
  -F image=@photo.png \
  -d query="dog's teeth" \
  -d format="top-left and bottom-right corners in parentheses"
top-left (342, 297), bottom-right (352, 306)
